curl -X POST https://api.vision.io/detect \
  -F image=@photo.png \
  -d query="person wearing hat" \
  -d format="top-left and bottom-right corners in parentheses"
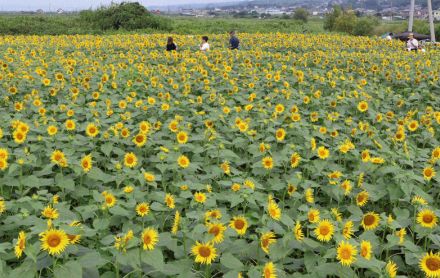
top-left (407, 33), bottom-right (419, 51)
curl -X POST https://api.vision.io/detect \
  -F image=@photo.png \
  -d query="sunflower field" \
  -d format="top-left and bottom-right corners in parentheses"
top-left (0, 33), bottom-right (439, 278)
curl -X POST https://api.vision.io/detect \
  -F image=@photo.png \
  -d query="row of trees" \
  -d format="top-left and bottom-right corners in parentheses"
top-left (324, 6), bottom-right (379, 36)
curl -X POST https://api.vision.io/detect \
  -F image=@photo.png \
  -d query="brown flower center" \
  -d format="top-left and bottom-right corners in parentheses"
top-left (426, 258), bottom-right (440, 271)
top-left (423, 214), bottom-right (434, 224)
top-left (199, 246), bottom-right (211, 258)
top-left (47, 235), bottom-right (61, 247)
top-left (234, 219), bottom-right (245, 229)
top-left (363, 215), bottom-right (375, 226)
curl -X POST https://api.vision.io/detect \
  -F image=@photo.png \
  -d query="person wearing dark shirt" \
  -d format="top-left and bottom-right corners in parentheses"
top-left (229, 31), bottom-right (240, 50)
top-left (166, 37), bottom-right (177, 51)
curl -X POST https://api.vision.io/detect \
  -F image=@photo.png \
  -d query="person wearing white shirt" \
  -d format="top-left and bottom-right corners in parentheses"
top-left (385, 33), bottom-right (393, 40)
top-left (407, 33), bottom-right (419, 51)
top-left (200, 36), bottom-right (210, 52)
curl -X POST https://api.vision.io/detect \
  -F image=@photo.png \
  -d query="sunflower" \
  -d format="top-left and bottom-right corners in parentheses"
top-left (290, 152), bottom-right (301, 168)
top-left (317, 146), bottom-right (330, 159)
top-left (220, 160), bottom-right (231, 175)
top-left (361, 150), bottom-right (371, 162)
top-left (67, 221), bottom-right (82, 244)
top-left (81, 154), bottom-right (92, 173)
top-left (356, 191), bottom-right (369, 207)
top-left (275, 128), bottom-right (286, 141)
top-left (267, 198), bottom-right (281, 220)
top-left (14, 231), bottom-right (26, 259)
top-left (432, 147), bottom-right (440, 162)
top-left (386, 261), bottom-right (397, 278)
top-left (412, 195), bottom-right (428, 206)
top-left (336, 241), bottom-right (357, 266)
top-left (420, 251), bottom-right (440, 278)
top-left (65, 119), bottom-right (76, 131)
top-left (361, 212), bottom-right (380, 230)
top-left (13, 130), bottom-right (26, 144)
top-left (262, 156), bottom-right (274, 169)
top-left (132, 133), bottom-right (147, 147)
top-left (165, 193), bottom-right (175, 209)
top-left (177, 155), bottom-right (190, 168)
top-left (229, 216), bottom-right (248, 236)
top-left (85, 123), bottom-right (99, 137)
top-left (176, 131), bottom-right (188, 144)
top-left (42, 205), bottom-right (59, 220)
top-left (194, 192), bottom-right (206, 204)
top-left (207, 223), bottom-right (226, 244)
top-left (260, 232), bottom-right (277, 254)
top-left (314, 219), bottom-right (334, 242)
top-left (172, 211), bottom-right (180, 235)
top-left (308, 208), bottom-right (320, 223)
top-left (417, 209), bottom-right (438, 228)
top-left (0, 159), bottom-right (8, 171)
top-left (342, 220), bottom-right (354, 240)
top-left (136, 203), bottom-right (150, 217)
top-left (191, 241), bottom-right (217, 265)
top-left (293, 222), bottom-right (304, 241)
top-left (0, 148), bottom-right (8, 160)
top-left (47, 125), bottom-right (58, 136)
top-left (50, 150), bottom-right (67, 167)
top-left (407, 120), bottom-right (419, 132)
top-left (143, 172), bottom-right (155, 182)
top-left (360, 240), bottom-right (372, 260)
top-left (124, 152), bottom-right (138, 168)
top-left (141, 228), bottom-right (159, 250)
top-left (357, 101), bottom-right (368, 112)
top-left (262, 262), bottom-right (277, 278)
top-left (0, 199), bottom-right (5, 214)
top-left (423, 166), bottom-right (436, 181)
top-left (139, 121), bottom-right (151, 134)
top-left (40, 229), bottom-right (69, 256)
top-left (103, 192), bottom-right (116, 208)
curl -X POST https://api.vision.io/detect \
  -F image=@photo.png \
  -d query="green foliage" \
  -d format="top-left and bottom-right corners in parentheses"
top-left (353, 16), bottom-right (379, 36)
top-left (324, 5), bottom-right (343, 31)
top-left (334, 12), bottom-right (357, 34)
top-left (293, 8), bottom-right (309, 23)
top-left (79, 2), bottom-right (171, 31)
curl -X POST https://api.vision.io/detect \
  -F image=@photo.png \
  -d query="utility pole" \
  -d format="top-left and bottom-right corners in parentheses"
top-left (408, 0), bottom-right (415, 31)
top-left (427, 0), bottom-right (436, 42)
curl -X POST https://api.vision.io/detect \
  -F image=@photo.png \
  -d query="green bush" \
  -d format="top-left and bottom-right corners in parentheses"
top-left (293, 8), bottom-right (309, 23)
top-left (334, 12), bottom-right (357, 34)
top-left (353, 16), bottom-right (379, 36)
top-left (79, 2), bottom-right (171, 31)
top-left (324, 5), bottom-right (342, 31)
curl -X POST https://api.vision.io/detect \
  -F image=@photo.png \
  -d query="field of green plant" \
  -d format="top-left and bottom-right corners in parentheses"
top-left (0, 33), bottom-right (439, 278)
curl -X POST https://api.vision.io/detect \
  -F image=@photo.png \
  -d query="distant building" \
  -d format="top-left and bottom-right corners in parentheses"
top-left (36, 9), bottom-right (44, 14)
top-left (56, 8), bottom-right (64, 14)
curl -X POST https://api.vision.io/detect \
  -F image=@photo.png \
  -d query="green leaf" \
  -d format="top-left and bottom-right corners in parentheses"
top-left (101, 143), bottom-right (113, 157)
top-left (77, 251), bottom-right (108, 268)
top-left (141, 248), bottom-right (164, 271)
top-left (109, 206), bottom-right (130, 217)
top-left (9, 260), bottom-right (36, 278)
top-left (220, 252), bottom-right (244, 270)
top-left (54, 261), bottom-right (82, 278)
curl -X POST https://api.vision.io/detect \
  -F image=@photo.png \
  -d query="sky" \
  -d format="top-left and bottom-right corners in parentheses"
top-left (0, 0), bottom-right (241, 11)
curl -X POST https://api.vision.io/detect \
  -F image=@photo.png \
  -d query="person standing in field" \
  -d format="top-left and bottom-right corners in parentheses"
top-left (200, 36), bottom-right (210, 52)
top-left (406, 33), bottom-right (419, 51)
top-left (229, 31), bottom-right (240, 50)
top-left (166, 37), bottom-right (177, 51)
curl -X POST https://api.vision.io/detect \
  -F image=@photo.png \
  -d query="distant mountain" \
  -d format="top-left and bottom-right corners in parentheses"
top-left (149, 0), bottom-right (439, 11)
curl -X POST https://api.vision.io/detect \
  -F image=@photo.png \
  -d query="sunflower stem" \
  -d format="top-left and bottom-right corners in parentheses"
top-left (204, 264), bottom-right (211, 278)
